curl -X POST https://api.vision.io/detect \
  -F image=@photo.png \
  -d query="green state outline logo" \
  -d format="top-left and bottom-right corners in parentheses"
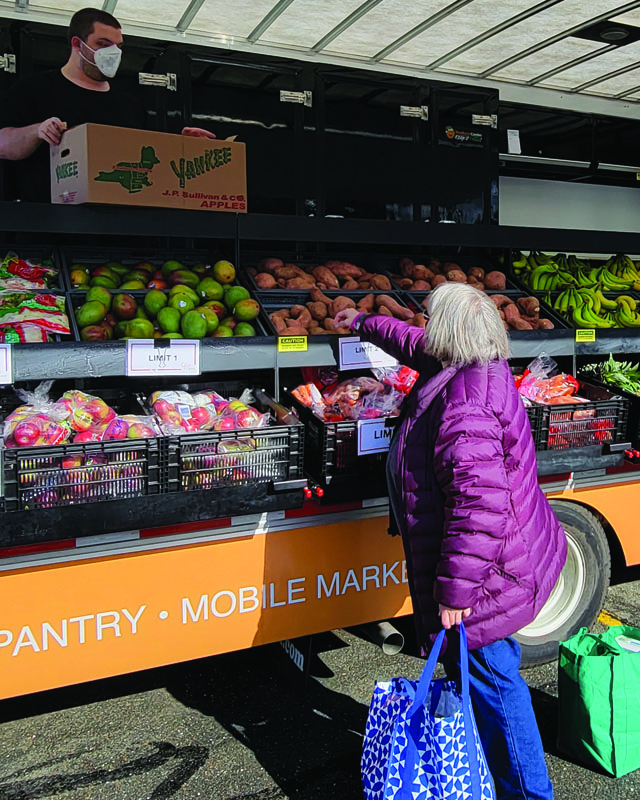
top-left (94, 145), bottom-right (160, 194)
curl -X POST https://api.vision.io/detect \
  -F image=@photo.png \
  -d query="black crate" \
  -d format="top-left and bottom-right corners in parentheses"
top-left (257, 290), bottom-right (412, 339)
top-left (138, 383), bottom-right (305, 494)
top-left (579, 376), bottom-right (640, 448)
top-left (0, 245), bottom-right (64, 292)
top-left (403, 292), bottom-right (569, 330)
top-left (2, 438), bottom-right (164, 512)
top-left (289, 393), bottom-right (397, 497)
top-left (535, 381), bottom-right (629, 451)
top-left (60, 246), bottom-right (233, 291)
top-left (68, 292), bottom-right (272, 341)
top-left (239, 251), bottom-right (398, 294)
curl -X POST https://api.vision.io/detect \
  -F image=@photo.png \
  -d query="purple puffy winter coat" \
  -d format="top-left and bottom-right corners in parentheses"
top-left (359, 314), bottom-right (567, 652)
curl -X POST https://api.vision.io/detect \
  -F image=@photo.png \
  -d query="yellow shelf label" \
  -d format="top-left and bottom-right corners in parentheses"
top-left (278, 335), bottom-right (308, 353)
top-left (575, 329), bottom-right (596, 343)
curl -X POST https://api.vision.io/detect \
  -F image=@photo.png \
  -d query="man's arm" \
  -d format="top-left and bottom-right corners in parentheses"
top-left (0, 117), bottom-right (66, 160)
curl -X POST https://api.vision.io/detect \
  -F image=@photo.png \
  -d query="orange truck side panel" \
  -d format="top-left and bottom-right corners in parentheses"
top-left (0, 518), bottom-right (412, 700)
top-left (552, 481), bottom-right (640, 565)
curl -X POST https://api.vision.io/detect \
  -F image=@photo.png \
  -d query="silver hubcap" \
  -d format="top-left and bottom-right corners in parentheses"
top-left (517, 529), bottom-right (587, 640)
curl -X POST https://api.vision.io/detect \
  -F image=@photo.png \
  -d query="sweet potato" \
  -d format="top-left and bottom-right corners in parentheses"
top-left (358, 281), bottom-right (372, 290)
top-left (411, 280), bottom-right (431, 291)
top-left (282, 325), bottom-right (309, 336)
top-left (468, 278), bottom-right (485, 292)
top-left (510, 319), bottom-right (533, 330)
top-left (517, 297), bottom-right (540, 316)
top-left (447, 269), bottom-right (467, 283)
top-left (503, 304), bottom-right (522, 325)
top-left (432, 275), bottom-right (447, 287)
top-left (498, 310), bottom-right (505, 320)
top-left (325, 260), bottom-right (363, 279)
top-left (312, 265), bottom-right (339, 289)
top-left (468, 266), bottom-right (485, 281)
top-left (254, 272), bottom-right (277, 289)
top-left (399, 258), bottom-right (415, 277)
top-left (375, 295), bottom-right (414, 321)
top-left (411, 264), bottom-right (430, 281)
top-left (323, 318), bottom-right (350, 334)
top-left (484, 271), bottom-right (506, 290)
top-left (537, 319), bottom-right (554, 330)
top-left (428, 258), bottom-right (443, 274)
top-left (310, 287), bottom-right (334, 306)
top-left (371, 274), bottom-right (392, 291)
top-left (274, 266), bottom-right (301, 281)
top-left (290, 305), bottom-right (312, 329)
top-left (521, 315), bottom-right (539, 327)
top-left (331, 296), bottom-right (356, 316)
top-left (378, 306), bottom-right (393, 317)
top-left (285, 278), bottom-right (315, 290)
top-left (420, 298), bottom-right (429, 311)
top-left (412, 312), bottom-right (426, 329)
top-left (317, 283), bottom-right (328, 290)
top-left (247, 267), bottom-right (257, 277)
top-left (397, 278), bottom-right (414, 290)
top-left (490, 295), bottom-right (512, 310)
top-left (258, 257), bottom-right (283, 274)
top-left (276, 279), bottom-right (286, 288)
top-left (356, 293), bottom-right (375, 313)
top-left (271, 308), bottom-right (290, 320)
top-left (270, 315), bottom-right (287, 334)
top-left (443, 262), bottom-right (461, 273)
top-left (342, 279), bottom-right (360, 291)
top-left (308, 326), bottom-right (324, 335)
top-left (307, 301), bottom-right (328, 322)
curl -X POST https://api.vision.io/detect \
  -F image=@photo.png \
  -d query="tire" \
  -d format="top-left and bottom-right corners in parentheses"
top-left (515, 500), bottom-right (611, 667)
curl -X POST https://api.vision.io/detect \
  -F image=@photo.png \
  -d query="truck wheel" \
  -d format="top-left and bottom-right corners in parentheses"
top-left (515, 501), bottom-right (610, 667)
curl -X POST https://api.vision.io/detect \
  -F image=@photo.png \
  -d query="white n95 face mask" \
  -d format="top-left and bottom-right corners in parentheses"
top-left (80, 41), bottom-right (122, 78)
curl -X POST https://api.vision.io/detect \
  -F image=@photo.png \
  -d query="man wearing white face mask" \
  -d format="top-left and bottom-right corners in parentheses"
top-left (0, 7), bottom-right (215, 202)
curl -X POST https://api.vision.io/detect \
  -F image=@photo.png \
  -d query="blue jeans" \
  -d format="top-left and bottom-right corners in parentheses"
top-left (441, 635), bottom-right (553, 800)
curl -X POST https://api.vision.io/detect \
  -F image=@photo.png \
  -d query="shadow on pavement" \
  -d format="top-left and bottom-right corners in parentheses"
top-left (166, 642), bottom-right (368, 800)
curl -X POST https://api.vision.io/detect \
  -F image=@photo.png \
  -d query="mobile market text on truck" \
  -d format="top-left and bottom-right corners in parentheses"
top-left (2, 2), bottom-right (640, 700)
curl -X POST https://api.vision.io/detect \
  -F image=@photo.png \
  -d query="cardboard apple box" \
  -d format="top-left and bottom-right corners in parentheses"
top-left (50, 123), bottom-right (247, 212)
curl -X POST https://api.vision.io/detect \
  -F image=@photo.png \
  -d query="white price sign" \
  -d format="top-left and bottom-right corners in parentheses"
top-left (126, 339), bottom-right (200, 376)
top-left (357, 418), bottom-right (393, 455)
top-left (339, 337), bottom-right (398, 371)
top-left (0, 344), bottom-right (12, 384)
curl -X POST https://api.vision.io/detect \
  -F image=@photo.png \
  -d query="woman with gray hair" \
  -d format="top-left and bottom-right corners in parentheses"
top-left (335, 282), bottom-right (566, 800)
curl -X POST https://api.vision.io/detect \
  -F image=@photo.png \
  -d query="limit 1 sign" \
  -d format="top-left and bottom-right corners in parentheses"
top-left (339, 337), bottom-right (398, 371)
top-left (126, 340), bottom-right (200, 376)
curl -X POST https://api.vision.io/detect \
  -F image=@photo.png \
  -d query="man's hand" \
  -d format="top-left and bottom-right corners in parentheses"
top-left (439, 605), bottom-right (472, 630)
top-left (38, 117), bottom-right (66, 146)
top-left (181, 127), bottom-right (216, 139)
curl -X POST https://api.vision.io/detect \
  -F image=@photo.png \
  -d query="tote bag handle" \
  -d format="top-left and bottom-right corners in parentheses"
top-left (402, 623), bottom-right (483, 800)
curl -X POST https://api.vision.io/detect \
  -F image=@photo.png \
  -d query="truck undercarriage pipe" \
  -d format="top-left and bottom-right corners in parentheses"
top-left (354, 620), bottom-right (405, 656)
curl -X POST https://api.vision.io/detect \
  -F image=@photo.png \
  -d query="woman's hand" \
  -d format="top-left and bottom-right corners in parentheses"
top-left (181, 127), bottom-right (216, 139)
top-left (334, 308), bottom-right (360, 330)
top-left (439, 605), bottom-right (471, 629)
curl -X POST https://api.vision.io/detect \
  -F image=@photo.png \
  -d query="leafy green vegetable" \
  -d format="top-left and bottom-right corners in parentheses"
top-left (582, 354), bottom-right (640, 396)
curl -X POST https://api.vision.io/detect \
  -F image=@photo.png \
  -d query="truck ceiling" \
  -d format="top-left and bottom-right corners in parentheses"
top-left (3, 0), bottom-right (640, 119)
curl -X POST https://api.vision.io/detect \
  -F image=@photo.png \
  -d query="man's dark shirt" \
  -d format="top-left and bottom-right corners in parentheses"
top-left (0, 69), bottom-right (145, 201)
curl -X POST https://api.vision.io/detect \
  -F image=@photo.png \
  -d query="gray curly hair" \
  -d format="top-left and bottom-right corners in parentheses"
top-left (424, 282), bottom-right (509, 366)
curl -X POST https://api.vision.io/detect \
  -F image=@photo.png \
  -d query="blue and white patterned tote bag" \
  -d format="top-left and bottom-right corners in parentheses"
top-left (361, 623), bottom-right (496, 800)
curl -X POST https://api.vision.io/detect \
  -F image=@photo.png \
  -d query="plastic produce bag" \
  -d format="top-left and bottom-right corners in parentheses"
top-left (517, 353), bottom-right (583, 403)
top-left (149, 387), bottom-right (269, 434)
top-left (3, 380), bottom-right (72, 447)
top-left (0, 252), bottom-right (58, 291)
top-left (0, 291), bottom-right (70, 341)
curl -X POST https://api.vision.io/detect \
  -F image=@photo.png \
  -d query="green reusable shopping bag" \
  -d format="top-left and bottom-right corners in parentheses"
top-left (557, 625), bottom-right (640, 777)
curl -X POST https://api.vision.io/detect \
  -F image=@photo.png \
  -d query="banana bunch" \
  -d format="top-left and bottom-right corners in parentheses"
top-left (553, 287), bottom-right (640, 328)
top-left (512, 251), bottom-right (640, 293)
top-left (603, 254), bottom-right (640, 290)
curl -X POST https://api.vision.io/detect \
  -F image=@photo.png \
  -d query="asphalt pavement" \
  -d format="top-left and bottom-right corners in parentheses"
top-left (1, 570), bottom-right (640, 800)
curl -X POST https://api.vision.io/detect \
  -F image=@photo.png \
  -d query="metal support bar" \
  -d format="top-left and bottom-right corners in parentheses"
top-left (101, 0), bottom-right (118, 13)
top-left (312, 0), bottom-right (384, 52)
top-left (480, 0), bottom-right (640, 78)
top-left (527, 44), bottom-right (616, 86)
top-left (176, 0), bottom-right (206, 33)
top-left (574, 59), bottom-right (640, 93)
top-left (248, 0), bottom-right (296, 43)
top-left (373, 0), bottom-right (476, 62)
top-left (427, 0), bottom-right (565, 70)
